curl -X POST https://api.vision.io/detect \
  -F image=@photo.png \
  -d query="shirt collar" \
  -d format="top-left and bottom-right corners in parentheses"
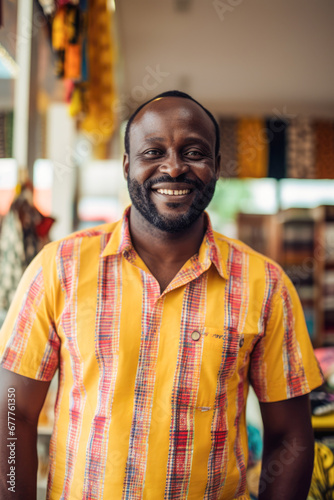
top-left (198, 213), bottom-right (227, 279)
top-left (102, 206), bottom-right (227, 280)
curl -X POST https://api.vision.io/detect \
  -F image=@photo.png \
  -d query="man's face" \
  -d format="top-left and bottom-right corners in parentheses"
top-left (123, 97), bottom-right (220, 233)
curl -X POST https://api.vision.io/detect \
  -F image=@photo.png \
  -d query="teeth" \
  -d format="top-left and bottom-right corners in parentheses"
top-left (156, 189), bottom-right (190, 195)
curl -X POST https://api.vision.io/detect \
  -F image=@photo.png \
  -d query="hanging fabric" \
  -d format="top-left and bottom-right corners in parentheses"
top-left (0, 210), bottom-right (26, 326)
top-left (286, 117), bottom-right (316, 179)
top-left (315, 120), bottom-right (334, 179)
top-left (0, 182), bottom-right (55, 327)
top-left (79, 0), bottom-right (116, 158)
top-left (42, 0), bottom-right (116, 158)
top-left (219, 118), bottom-right (238, 177)
top-left (266, 118), bottom-right (287, 179)
top-left (218, 114), bottom-right (334, 180)
top-left (52, 4), bottom-right (82, 80)
top-left (238, 118), bottom-right (268, 178)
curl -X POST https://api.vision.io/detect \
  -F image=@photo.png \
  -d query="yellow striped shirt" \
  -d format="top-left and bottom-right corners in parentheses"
top-left (0, 208), bottom-right (323, 499)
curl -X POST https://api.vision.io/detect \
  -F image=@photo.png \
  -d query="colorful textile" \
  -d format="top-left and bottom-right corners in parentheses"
top-left (79, 0), bottom-right (116, 157)
top-left (308, 442), bottom-right (334, 499)
top-left (0, 210), bottom-right (25, 326)
top-left (52, 5), bottom-right (81, 80)
top-left (238, 118), bottom-right (269, 178)
top-left (266, 118), bottom-right (287, 179)
top-left (286, 117), bottom-right (316, 179)
top-left (219, 118), bottom-right (238, 177)
top-left (0, 183), bottom-right (55, 326)
top-left (0, 207), bottom-right (323, 499)
top-left (315, 120), bottom-right (334, 179)
top-left (314, 347), bottom-right (334, 380)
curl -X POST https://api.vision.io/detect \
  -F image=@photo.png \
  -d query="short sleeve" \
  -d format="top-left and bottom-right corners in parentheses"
top-left (0, 247), bottom-right (60, 381)
top-left (250, 269), bottom-right (324, 402)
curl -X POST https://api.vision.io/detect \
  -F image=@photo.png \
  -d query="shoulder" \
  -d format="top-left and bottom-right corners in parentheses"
top-left (35, 221), bottom-right (121, 288)
top-left (213, 229), bottom-right (286, 284)
top-left (42, 221), bottom-right (119, 256)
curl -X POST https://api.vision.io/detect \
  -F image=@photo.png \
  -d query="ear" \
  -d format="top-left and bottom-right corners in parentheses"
top-left (123, 153), bottom-right (130, 180)
top-left (214, 153), bottom-right (221, 180)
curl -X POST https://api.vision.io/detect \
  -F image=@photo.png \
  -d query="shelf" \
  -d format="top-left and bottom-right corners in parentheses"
top-left (237, 205), bottom-right (334, 346)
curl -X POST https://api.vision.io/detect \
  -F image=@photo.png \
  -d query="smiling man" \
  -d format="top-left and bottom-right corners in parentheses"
top-left (0, 91), bottom-right (323, 499)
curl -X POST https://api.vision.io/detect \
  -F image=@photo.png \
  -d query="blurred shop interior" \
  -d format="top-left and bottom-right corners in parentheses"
top-left (1, 0), bottom-right (334, 497)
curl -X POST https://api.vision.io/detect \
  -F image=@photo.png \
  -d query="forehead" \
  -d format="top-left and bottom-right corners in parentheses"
top-left (129, 97), bottom-right (216, 148)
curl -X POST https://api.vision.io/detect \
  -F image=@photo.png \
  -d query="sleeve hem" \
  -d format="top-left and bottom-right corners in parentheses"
top-left (0, 360), bottom-right (55, 382)
top-left (256, 372), bottom-right (325, 403)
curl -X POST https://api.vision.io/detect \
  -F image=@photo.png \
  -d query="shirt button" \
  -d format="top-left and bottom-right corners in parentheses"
top-left (191, 331), bottom-right (201, 341)
top-left (239, 337), bottom-right (244, 347)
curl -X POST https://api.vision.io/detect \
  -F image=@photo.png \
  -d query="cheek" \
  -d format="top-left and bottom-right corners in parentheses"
top-left (194, 165), bottom-right (217, 183)
top-left (129, 163), bottom-right (156, 183)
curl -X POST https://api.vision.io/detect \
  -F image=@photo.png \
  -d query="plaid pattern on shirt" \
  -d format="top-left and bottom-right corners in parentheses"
top-left (0, 207), bottom-right (323, 499)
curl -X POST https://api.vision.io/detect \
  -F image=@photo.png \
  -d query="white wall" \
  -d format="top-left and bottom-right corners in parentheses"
top-left (116, 0), bottom-right (334, 116)
top-left (46, 104), bottom-right (77, 240)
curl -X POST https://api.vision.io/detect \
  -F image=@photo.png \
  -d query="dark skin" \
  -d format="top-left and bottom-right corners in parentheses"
top-left (259, 395), bottom-right (315, 500)
top-left (0, 367), bottom-right (50, 499)
top-left (123, 97), bottom-right (221, 292)
top-left (0, 98), bottom-right (315, 499)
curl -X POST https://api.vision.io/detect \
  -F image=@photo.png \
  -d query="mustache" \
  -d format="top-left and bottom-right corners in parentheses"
top-left (143, 174), bottom-right (204, 190)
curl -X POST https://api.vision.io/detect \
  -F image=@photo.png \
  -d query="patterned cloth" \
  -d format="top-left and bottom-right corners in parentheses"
top-left (0, 207), bottom-right (323, 500)
top-left (0, 184), bottom-right (55, 326)
top-left (308, 442), bottom-right (334, 499)
top-left (219, 118), bottom-right (238, 178)
top-left (266, 118), bottom-right (287, 179)
top-left (237, 118), bottom-right (269, 178)
top-left (286, 117), bottom-right (316, 179)
top-left (78, 0), bottom-right (116, 158)
top-left (314, 120), bottom-right (334, 179)
top-left (52, 5), bottom-right (81, 79)
top-left (0, 211), bottom-right (25, 327)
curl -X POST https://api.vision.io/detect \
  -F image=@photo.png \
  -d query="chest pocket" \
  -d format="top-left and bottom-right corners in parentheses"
top-left (195, 327), bottom-right (259, 408)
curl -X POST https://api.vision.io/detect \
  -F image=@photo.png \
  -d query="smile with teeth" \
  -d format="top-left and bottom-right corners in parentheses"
top-left (155, 188), bottom-right (191, 196)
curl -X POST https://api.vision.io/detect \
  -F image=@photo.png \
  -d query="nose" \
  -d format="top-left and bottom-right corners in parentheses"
top-left (159, 152), bottom-right (189, 178)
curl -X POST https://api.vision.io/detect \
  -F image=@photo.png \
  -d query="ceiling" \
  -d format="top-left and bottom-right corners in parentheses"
top-left (115, 0), bottom-right (334, 117)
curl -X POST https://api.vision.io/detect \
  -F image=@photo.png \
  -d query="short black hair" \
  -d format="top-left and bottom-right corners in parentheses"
top-left (124, 90), bottom-right (220, 157)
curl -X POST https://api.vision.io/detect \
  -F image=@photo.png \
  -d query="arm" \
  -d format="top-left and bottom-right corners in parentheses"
top-left (0, 367), bottom-right (50, 500)
top-left (259, 394), bottom-right (314, 500)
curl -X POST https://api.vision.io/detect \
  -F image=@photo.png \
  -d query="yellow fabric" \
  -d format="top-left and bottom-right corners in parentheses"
top-left (78, 0), bottom-right (116, 157)
top-left (0, 209), bottom-right (323, 499)
top-left (52, 8), bottom-right (67, 50)
top-left (238, 118), bottom-right (268, 178)
top-left (308, 442), bottom-right (334, 499)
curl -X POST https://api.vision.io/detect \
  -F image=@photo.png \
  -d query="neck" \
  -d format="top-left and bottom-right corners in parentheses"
top-left (128, 206), bottom-right (206, 288)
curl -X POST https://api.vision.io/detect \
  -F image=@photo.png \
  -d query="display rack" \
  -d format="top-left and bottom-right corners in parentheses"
top-left (313, 205), bottom-right (334, 346)
top-left (237, 205), bottom-right (334, 347)
top-left (278, 208), bottom-right (317, 342)
top-left (237, 213), bottom-right (279, 261)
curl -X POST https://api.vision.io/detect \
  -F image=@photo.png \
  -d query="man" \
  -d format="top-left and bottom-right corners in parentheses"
top-left (0, 91), bottom-right (323, 499)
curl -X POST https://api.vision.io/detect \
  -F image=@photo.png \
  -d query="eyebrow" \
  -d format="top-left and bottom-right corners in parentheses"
top-left (143, 137), bottom-right (166, 143)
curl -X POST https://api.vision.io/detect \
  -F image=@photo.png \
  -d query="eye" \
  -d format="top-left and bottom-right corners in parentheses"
top-left (144, 149), bottom-right (162, 156)
top-left (184, 150), bottom-right (203, 157)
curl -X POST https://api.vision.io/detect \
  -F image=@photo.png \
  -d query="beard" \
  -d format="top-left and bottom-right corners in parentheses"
top-left (127, 174), bottom-right (217, 233)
